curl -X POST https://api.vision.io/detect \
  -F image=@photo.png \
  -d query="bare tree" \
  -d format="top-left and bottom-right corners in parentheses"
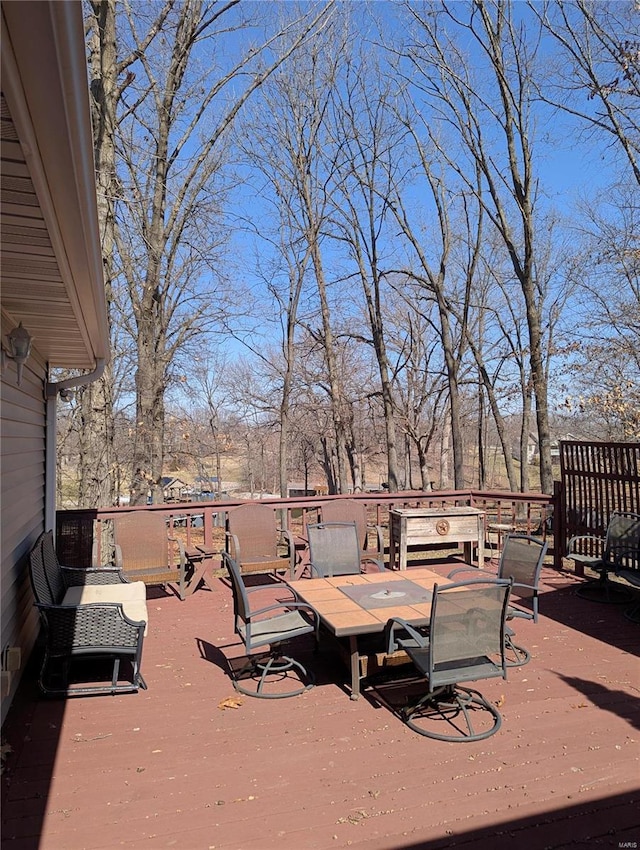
top-left (326, 54), bottom-right (407, 491)
top-left (563, 183), bottom-right (640, 439)
top-left (88, 0), bottom-right (335, 506)
top-left (238, 13), bottom-right (359, 494)
top-left (83, 0), bottom-right (173, 507)
top-left (382, 119), bottom-right (471, 489)
top-left (531, 0), bottom-right (640, 185)
top-left (395, 1), bottom-right (555, 494)
top-left (386, 307), bottom-right (449, 491)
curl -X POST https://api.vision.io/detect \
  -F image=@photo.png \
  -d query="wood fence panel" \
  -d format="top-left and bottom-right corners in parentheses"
top-left (559, 441), bottom-right (640, 559)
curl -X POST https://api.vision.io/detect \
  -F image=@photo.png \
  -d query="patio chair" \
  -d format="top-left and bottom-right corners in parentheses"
top-left (113, 512), bottom-right (187, 600)
top-left (29, 531), bottom-right (148, 696)
top-left (384, 578), bottom-right (512, 742)
top-left (447, 534), bottom-right (547, 667)
top-left (306, 521), bottom-right (384, 577)
top-left (222, 551), bottom-right (319, 698)
top-left (226, 503), bottom-right (296, 580)
top-left (569, 511), bottom-right (640, 604)
top-left (318, 499), bottom-right (385, 567)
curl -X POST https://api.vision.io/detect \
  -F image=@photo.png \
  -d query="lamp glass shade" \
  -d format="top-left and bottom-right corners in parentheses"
top-left (8, 323), bottom-right (32, 360)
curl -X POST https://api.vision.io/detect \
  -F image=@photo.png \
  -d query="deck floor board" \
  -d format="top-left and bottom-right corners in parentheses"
top-left (2, 562), bottom-right (639, 850)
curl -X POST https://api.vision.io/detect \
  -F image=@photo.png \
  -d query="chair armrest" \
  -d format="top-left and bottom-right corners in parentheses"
top-left (277, 528), bottom-right (297, 579)
top-left (168, 536), bottom-right (188, 600)
top-left (447, 565), bottom-right (497, 580)
top-left (168, 536), bottom-right (186, 566)
top-left (244, 581), bottom-right (298, 600)
top-left (367, 523), bottom-right (385, 558)
top-left (37, 602), bottom-right (146, 648)
top-left (361, 556), bottom-right (385, 572)
top-left (169, 535), bottom-right (187, 574)
top-left (511, 581), bottom-right (537, 592)
top-left (384, 617), bottom-right (428, 654)
top-left (249, 600), bottom-right (315, 618)
top-left (225, 531), bottom-right (241, 562)
top-left (248, 600), bottom-right (320, 633)
top-left (508, 604), bottom-right (537, 623)
top-left (566, 534), bottom-right (603, 554)
top-left (61, 565), bottom-right (127, 586)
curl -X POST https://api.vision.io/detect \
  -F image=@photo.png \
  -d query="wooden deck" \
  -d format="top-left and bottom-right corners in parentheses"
top-left (2, 560), bottom-right (639, 850)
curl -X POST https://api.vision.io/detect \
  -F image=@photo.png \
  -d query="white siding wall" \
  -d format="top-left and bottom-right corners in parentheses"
top-left (0, 336), bottom-right (47, 725)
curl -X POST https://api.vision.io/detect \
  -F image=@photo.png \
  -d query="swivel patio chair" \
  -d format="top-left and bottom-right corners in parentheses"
top-left (306, 521), bottom-right (385, 578)
top-left (569, 511), bottom-right (640, 605)
top-left (384, 578), bottom-right (512, 742)
top-left (318, 499), bottom-right (385, 568)
top-left (447, 534), bottom-right (547, 667)
top-left (113, 512), bottom-right (187, 600)
top-left (222, 551), bottom-right (319, 698)
top-left (29, 531), bottom-right (148, 696)
top-left (226, 503), bottom-right (296, 580)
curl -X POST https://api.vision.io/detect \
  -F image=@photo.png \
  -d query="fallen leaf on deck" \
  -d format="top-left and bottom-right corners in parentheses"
top-left (495, 694), bottom-right (505, 707)
top-left (218, 696), bottom-right (243, 710)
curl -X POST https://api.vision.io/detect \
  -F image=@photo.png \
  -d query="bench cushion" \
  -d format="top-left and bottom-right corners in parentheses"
top-left (63, 581), bottom-right (148, 635)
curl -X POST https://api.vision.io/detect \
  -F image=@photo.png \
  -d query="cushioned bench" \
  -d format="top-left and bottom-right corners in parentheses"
top-left (62, 582), bottom-right (148, 635)
top-left (29, 531), bottom-right (149, 696)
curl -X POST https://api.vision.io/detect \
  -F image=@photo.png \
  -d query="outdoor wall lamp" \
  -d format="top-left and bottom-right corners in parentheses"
top-left (2, 322), bottom-right (33, 386)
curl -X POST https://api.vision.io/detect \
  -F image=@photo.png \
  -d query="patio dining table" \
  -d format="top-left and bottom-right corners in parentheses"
top-left (289, 567), bottom-right (451, 699)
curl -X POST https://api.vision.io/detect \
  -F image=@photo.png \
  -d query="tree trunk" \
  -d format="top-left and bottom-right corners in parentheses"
top-left (81, 0), bottom-right (119, 509)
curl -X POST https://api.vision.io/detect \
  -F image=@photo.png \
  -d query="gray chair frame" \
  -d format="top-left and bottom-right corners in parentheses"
top-left (29, 531), bottom-right (147, 696)
top-left (569, 511), bottom-right (640, 605)
top-left (222, 552), bottom-right (319, 698)
top-left (306, 521), bottom-right (385, 578)
top-left (385, 579), bottom-right (512, 742)
top-left (448, 534), bottom-right (547, 667)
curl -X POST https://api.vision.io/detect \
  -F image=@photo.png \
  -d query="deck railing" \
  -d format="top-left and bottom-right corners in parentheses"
top-left (56, 488), bottom-right (556, 570)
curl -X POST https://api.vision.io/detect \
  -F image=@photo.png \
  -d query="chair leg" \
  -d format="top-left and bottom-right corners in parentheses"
top-left (39, 650), bottom-right (146, 697)
top-left (505, 632), bottom-right (531, 667)
top-left (575, 574), bottom-right (632, 604)
top-left (233, 650), bottom-right (315, 699)
top-left (111, 657), bottom-right (121, 692)
top-left (401, 684), bottom-right (502, 742)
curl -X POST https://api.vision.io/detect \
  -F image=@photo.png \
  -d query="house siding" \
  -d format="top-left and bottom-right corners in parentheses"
top-left (0, 342), bottom-right (46, 725)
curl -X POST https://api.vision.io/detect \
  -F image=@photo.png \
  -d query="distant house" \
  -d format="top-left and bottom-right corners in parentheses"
top-left (194, 475), bottom-right (219, 493)
top-left (526, 433), bottom-right (538, 464)
top-left (551, 435), bottom-right (577, 461)
top-left (161, 476), bottom-right (189, 501)
top-left (521, 433), bottom-right (577, 464)
top-left (287, 482), bottom-right (329, 498)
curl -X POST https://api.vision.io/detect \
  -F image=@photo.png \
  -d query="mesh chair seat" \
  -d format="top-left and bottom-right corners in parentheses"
top-left (407, 647), bottom-right (506, 686)
top-left (238, 610), bottom-right (316, 646)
